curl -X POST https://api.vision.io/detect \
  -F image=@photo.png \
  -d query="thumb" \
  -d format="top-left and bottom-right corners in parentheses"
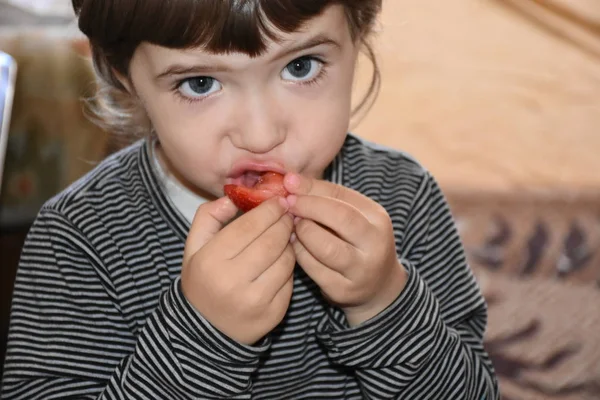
top-left (183, 196), bottom-right (238, 267)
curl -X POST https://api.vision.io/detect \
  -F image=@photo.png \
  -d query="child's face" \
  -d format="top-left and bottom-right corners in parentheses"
top-left (127, 5), bottom-right (358, 200)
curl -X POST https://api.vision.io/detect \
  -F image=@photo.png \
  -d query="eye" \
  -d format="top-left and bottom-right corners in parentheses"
top-left (178, 77), bottom-right (222, 98)
top-left (281, 56), bottom-right (323, 82)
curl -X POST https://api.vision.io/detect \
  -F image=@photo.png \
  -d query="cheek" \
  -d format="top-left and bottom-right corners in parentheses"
top-left (286, 66), bottom-right (354, 174)
top-left (142, 97), bottom-right (224, 177)
top-left (295, 84), bottom-right (352, 143)
top-left (143, 95), bottom-right (218, 152)
top-left (143, 95), bottom-right (192, 137)
top-left (291, 106), bottom-right (349, 177)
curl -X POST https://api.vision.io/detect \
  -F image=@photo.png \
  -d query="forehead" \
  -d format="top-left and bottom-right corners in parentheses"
top-left (136, 5), bottom-right (350, 62)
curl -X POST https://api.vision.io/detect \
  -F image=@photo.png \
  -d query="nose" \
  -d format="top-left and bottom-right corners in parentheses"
top-left (229, 91), bottom-right (286, 154)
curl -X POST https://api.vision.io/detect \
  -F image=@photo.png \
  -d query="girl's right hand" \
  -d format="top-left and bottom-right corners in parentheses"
top-left (180, 196), bottom-right (296, 345)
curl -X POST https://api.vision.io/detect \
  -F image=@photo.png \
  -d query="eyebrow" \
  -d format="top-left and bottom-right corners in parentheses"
top-left (272, 34), bottom-right (341, 62)
top-left (155, 64), bottom-right (232, 80)
top-left (155, 34), bottom-right (341, 80)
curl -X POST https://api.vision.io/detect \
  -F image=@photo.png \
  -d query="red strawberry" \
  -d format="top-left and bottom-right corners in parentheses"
top-left (224, 172), bottom-right (289, 212)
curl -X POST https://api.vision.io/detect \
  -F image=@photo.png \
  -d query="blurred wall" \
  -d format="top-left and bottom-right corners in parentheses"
top-left (354, 0), bottom-right (600, 193)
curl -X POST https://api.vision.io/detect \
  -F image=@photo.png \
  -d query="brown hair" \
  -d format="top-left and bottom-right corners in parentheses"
top-left (73, 0), bottom-right (382, 139)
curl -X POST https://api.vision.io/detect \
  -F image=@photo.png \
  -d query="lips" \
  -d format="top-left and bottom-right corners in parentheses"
top-left (226, 160), bottom-right (287, 188)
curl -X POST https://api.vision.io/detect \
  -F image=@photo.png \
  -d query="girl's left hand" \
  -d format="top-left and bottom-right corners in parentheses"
top-left (284, 173), bottom-right (408, 327)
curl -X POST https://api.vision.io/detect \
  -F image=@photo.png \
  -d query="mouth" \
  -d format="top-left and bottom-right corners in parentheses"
top-left (224, 170), bottom-right (289, 212)
top-left (235, 171), bottom-right (263, 188)
top-left (227, 162), bottom-right (287, 188)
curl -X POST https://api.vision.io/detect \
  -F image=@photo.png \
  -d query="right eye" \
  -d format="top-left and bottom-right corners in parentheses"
top-left (281, 56), bottom-right (323, 82)
top-left (178, 77), bottom-right (222, 99)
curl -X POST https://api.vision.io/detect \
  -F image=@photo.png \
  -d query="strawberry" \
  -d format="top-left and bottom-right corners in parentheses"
top-left (224, 172), bottom-right (289, 212)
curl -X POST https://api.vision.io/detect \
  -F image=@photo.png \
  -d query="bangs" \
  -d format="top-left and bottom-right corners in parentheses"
top-left (75, 0), bottom-right (337, 57)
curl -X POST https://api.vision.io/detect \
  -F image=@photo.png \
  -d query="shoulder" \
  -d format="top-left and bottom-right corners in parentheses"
top-left (340, 133), bottom-right (433, 204)
top-left (40, 140), bottom-right (149, 223)
top-left (342, 134), bottom-right (427, 173)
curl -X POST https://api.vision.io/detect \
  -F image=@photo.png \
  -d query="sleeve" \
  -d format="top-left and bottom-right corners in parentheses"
top-left (315, 172), bottom-right (500, 400)
top-left (1, 210), bottom-right (269, 400)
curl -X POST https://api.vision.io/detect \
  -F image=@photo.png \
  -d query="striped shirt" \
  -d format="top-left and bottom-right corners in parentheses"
top-left (1, 134), bottom-right (499, 399)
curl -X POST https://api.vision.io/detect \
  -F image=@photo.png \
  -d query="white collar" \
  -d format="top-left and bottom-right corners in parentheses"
top-left (150, 141), bottom-right (207, 224)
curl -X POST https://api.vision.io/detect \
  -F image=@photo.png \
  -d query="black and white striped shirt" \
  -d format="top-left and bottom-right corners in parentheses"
top-left (1, 134), bottom-right (499, 399)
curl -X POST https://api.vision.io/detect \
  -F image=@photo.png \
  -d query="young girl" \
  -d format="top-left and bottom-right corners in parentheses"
top-left (1, 1), bottom-right (499, 399)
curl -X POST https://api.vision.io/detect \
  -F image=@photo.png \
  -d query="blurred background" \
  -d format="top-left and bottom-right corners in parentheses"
top-left (0, 0), bottom-right (599, 398)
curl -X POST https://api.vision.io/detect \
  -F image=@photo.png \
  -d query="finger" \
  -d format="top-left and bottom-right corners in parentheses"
top-left (284, 173), bottom-right (373, 214)
top-left (183, 196), bottom-right (238, 267)
top-left (238, 214), bottom-right (295, 280)
top-left (254, 244), bottom-right (296, 301)
top-left (294, 218), bottom-right (358, 274)
top-left (288, 195), bottom-right (370, 247)
top-left (265, 272), bottom-right (294, 328)
top-left (217, 197), bottom-right (290, 259)
top-left (292, 233), bottom-right (350, 296)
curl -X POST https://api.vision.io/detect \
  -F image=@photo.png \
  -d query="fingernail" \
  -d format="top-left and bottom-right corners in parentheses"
top-left (290, 233), bottom-right (297, 243)
top-left (294, 216), bottom-right (301, 225)
top-left (287, 195), bottom-right (297, 207)
top-left (215, 197), bottom-right (232, 214)
top-left (285, 173), bottom-right (301, 190)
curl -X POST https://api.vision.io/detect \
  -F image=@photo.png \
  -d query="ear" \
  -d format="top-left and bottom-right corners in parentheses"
top-left (112, 68), bottom-right (135, 94)
top-left (71, 38), bottom-right (91, 57)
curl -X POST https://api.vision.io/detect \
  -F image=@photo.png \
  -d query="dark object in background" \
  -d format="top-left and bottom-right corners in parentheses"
top-left (0, 227), bottom-right (28, 378)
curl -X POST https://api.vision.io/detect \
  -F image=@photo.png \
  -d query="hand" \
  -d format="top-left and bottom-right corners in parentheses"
top-left (181, 196), bottom-right (296, 345)
top-left (284, 173), bottom-right (408, 327)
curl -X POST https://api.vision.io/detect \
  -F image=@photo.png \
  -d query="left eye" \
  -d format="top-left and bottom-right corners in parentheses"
top-left (281, 57), bottom-right (322, 82)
